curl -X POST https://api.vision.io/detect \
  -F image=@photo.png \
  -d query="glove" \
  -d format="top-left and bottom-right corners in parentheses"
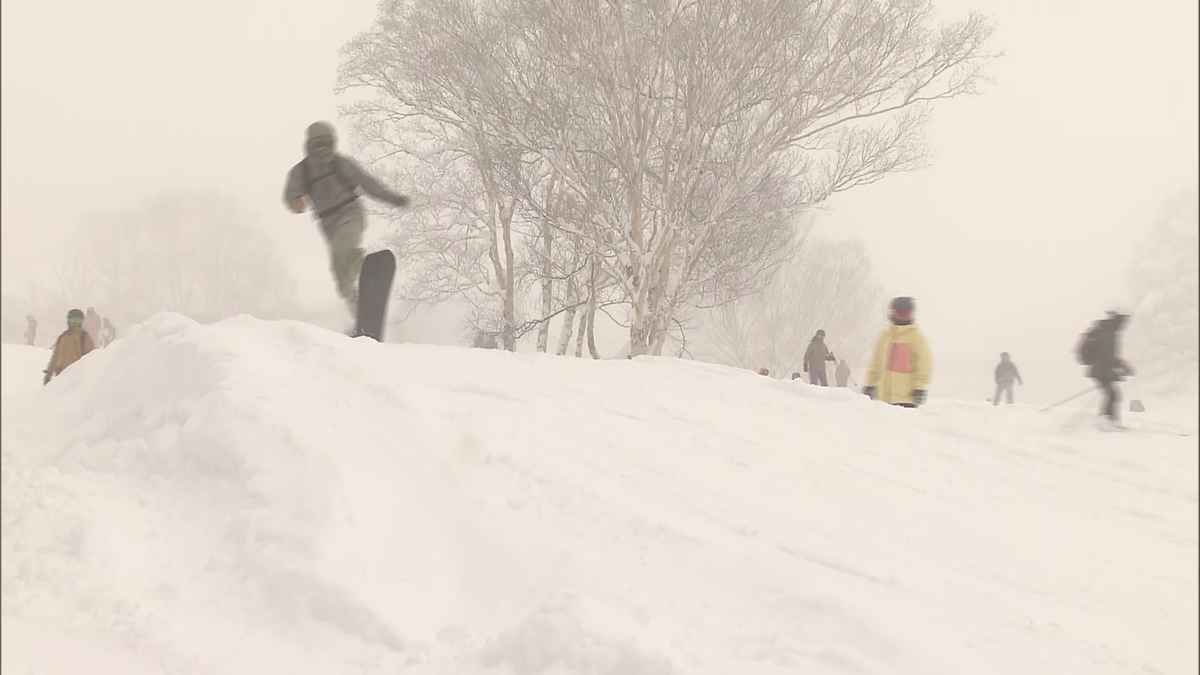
top-left (861, 386), bottom-right (876, 400)
top-left (42, 371), bottom-right (51, 386)
top-left (912, 389), bottom-right (927, 405)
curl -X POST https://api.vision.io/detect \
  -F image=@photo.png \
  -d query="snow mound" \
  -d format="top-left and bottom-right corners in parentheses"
top-left (2, 313), bottom-right (1197, 675)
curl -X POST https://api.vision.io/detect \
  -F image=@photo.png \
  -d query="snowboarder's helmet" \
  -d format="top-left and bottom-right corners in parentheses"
top-left (889, 296), bottom-right (915, 324)
top-left (67, 308), bottom-right (84, 326)
top-left (306, 121), bottom-right (336, 155)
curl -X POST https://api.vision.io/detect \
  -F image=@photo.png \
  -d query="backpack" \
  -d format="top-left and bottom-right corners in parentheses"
top-left (1075, 323), bottom-right (1100, 366)
top-left (301, 156), bottom-right (359, 219)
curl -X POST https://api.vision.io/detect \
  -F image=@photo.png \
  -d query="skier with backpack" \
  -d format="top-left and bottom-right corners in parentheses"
top-left (1076, 308), bottom-right (1136, 429)
top-left (283, 122), bottom-right (410, 315)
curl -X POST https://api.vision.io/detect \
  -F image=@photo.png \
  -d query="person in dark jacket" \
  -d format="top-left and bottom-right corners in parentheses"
top-left (1085, 309), bottom-right (1135, 428)
top-left (992, 352), bottom-right (1023, 405)
top-left (803, 330), bottom-right (837, 386)
top-left (283, 122), bottom-right (411, 314)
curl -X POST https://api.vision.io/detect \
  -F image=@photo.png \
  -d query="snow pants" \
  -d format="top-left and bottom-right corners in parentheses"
top-left (809, 368), bottom-right (829, 386)
top-left (320, 203), bottom-right (366, 312)
top-left (1094, 378), bottom-right (1119, 421)
top-left (992, 382), bottom-right (1014, 405)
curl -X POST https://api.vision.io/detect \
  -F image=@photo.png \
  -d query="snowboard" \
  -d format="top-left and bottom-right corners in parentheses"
top-left (352, 250), bottom-right (396, 342)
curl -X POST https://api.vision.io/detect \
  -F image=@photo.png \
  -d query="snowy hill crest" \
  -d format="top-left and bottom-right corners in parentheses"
top-left (1, 313), bottom-right (1197, 674)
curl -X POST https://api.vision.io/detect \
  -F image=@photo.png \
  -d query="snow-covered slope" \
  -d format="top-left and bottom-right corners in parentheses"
top-left (2, 314), bottom-right (1196, 675)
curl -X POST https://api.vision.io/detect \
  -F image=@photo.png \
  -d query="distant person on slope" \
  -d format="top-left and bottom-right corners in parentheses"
top-left (1077, 308), bottom-right (1135, 429)
top-left (803, 329), bottom-right (837, 386)
top-left (44, 309), bottom-right (96, 385)
top-left (861, 297), bottom-right (933, 408)
top-left (84, 307), bottom-right (101, 337)
top-left (283, 121), bottom-right (410, 315)
top-left (992, 352), bottom-right (1023, 405)
top-left (24, 315), bottom-right (37, 346)
top-left (100, 317), bottom-right (117, 347)
top-left (835, 358), bottom-right (851, 388)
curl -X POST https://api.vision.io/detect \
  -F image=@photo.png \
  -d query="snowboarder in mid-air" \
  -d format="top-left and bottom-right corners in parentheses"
top-left (992, 352), bottom-right (1023, 405)
top-left (1076, 308), bottom-right (1135, 430)
top-left (283, 122), bottom-right (410, 315)
top-left (862, 297), bottom-right (933, 408)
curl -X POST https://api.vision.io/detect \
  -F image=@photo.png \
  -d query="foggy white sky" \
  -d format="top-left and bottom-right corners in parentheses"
top-left (2, 0), bottom-right (1197, 398)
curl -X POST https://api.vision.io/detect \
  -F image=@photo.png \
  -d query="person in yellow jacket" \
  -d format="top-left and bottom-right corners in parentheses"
top-left (862, 296), bottom-right (933, 407)
top-left (43, 308), bottom-right (96, 385)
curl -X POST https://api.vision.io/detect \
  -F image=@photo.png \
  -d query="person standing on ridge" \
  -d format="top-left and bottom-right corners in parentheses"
top-left (24, 315), bottom-right (37, 346)
top-left (1076, 308), bottom-right (1135, 429)
top-left (992, 352), bottom-right (1023, 405)
top-left (83, 307), bottom-right (101, 338)
top-left (862, 297), bottom-right (933, 408)
top-left (283, 121), bottom-right (411, 314)
top-left (803, 329), bottom-right (837, 386)
top-left (835, 358), bottom-right (851, 388)
top-left (100, 317), bottom-right (117, 347)
top-left (44, 309), bottom-right (96, 385)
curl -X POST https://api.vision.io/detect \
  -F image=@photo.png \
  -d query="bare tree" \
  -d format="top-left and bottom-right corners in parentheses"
top-left (505, 0), bottom-right (995, 356)
top-left (44, 191), bottom-right (296, 327)
top-left (336, 0), bottom-right (996, 358)
top-left (696, 237), bottom-right (886, 376)
top-left (338, 0), bottom-right (529, 350)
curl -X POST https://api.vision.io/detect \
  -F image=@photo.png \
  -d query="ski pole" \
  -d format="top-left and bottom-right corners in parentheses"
top-left (1038, 386), bottom-right (1096, 413)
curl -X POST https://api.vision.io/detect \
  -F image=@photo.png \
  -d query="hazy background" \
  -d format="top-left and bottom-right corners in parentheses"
top-left (2, 0), bottom-right (1196, 404)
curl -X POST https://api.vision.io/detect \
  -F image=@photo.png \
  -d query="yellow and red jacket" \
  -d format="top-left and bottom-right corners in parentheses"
top-left (864, 323), bottom-right (933, 405)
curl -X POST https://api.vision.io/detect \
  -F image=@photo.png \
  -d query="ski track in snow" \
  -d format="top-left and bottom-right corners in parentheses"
top-left (1, 313), bottom-right (1196, 675)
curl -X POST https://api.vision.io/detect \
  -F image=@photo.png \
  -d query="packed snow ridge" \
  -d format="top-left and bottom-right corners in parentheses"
top-left (1, 313), bottom-right (1196, 675)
